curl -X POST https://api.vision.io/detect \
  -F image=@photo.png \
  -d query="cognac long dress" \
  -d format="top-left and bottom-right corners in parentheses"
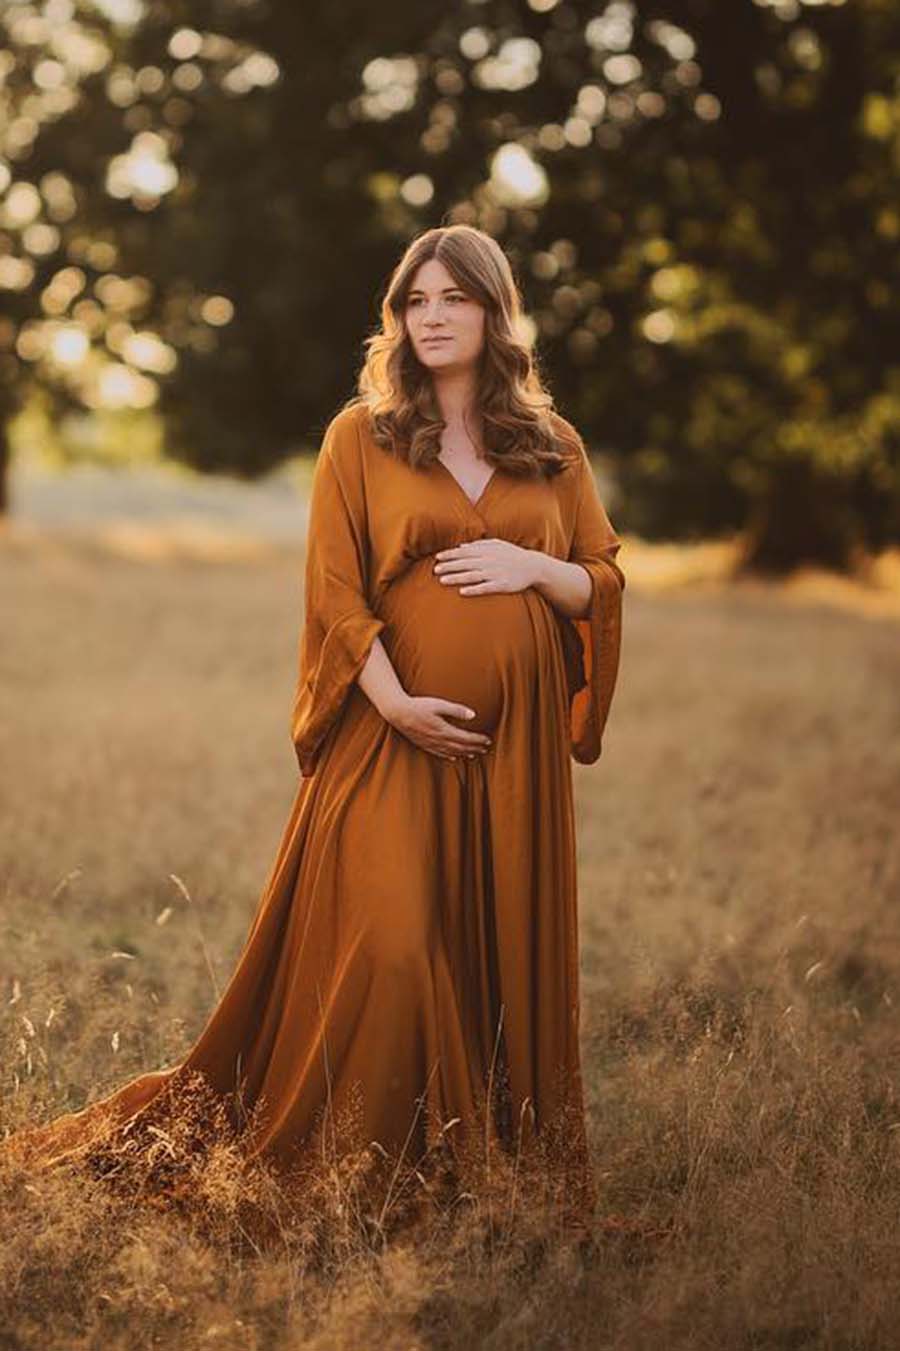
top-left (0, 401), bottom-right (625, 1225)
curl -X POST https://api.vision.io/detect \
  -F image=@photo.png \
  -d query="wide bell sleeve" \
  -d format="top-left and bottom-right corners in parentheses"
top-left (290, 409), bottom-right (386, 777)
top-left (557, 439), bottom-right (626, 765)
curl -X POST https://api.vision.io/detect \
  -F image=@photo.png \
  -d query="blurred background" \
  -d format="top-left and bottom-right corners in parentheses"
top-left (1, 0), bottom-right (899, 579)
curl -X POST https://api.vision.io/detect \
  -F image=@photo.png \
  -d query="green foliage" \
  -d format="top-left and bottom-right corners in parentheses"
top-left (1, 0), bottom-right (899, 568)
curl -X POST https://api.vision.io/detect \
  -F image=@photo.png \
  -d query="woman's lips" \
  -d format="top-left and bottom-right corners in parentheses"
top-left (423, 337), bottom-right (451, 345)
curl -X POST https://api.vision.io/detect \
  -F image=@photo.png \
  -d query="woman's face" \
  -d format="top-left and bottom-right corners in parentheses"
top-left (404, 258), bottom-right (486, 375)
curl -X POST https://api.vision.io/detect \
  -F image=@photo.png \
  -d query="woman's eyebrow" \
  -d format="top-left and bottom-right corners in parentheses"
top-left (407, 286), bottom-right (465, 297)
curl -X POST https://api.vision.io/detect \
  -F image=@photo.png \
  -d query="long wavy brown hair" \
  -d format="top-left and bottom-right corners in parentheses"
top-left (348, 224), bottom-right (579, 480)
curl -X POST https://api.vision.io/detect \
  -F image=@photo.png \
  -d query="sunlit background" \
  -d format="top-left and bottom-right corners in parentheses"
top-left (1, 0), bottom-right (897, 583)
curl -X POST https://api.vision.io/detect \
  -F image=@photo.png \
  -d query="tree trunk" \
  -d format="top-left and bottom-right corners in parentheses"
top-left (738, 458), bottom-right (864, 576)
top-left (0, 418), bottom-right (8, 517)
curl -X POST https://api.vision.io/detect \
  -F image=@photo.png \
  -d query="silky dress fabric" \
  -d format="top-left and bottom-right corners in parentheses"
top-left (0, 401), bottom-right (625, 1227)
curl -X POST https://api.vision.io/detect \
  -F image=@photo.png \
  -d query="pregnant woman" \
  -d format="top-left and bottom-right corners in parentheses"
top-left (1, 224), bottom-right (625, 1235)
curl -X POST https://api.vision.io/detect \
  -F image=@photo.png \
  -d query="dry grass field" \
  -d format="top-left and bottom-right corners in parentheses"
top-left (1, 507), bottom-right (899, 1350)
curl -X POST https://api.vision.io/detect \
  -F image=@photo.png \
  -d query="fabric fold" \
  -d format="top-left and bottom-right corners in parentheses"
top-left (290, 408), bottom-right (387, 777)
top-left (557, 438), bottom-right (626, 765)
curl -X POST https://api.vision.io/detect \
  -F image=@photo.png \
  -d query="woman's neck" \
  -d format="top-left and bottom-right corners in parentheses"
top-left (431, 368), bottom-right (481, 433)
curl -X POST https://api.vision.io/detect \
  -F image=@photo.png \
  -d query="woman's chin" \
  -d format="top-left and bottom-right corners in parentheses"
top-left (419, 350), bottom-right (473, 374)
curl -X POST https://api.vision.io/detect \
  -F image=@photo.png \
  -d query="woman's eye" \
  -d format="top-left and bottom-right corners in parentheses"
top-left (407, 294), bottom-right (467, 308)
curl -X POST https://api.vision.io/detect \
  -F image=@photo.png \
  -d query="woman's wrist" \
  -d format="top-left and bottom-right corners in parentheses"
top-left (529, 550), bottom-right (593, 619)
top-left (376, 689), bottom-right (412, 725)
top-left (527, 548), bottom-right (552, 589)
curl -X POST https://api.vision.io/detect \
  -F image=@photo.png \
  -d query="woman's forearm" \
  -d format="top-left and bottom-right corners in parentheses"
top-left (357, 635), bottom-right (409, 722)
top-left (529, 551), bottom-right (593, 620)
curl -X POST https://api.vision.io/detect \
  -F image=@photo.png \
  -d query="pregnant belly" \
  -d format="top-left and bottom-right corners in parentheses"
top-left (379, 555), bottom-right (538, 734)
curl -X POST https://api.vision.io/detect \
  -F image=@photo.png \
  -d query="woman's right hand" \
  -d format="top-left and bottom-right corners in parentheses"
top-left (384, 695), bottom-right (492, 762)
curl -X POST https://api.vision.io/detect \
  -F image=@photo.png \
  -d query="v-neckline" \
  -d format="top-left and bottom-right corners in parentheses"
top-left (434, 458), bottom-right (498, 512)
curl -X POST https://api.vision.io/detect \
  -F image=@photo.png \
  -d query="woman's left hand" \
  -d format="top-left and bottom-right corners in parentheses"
top-left (433, 539), bottom-right (541, 595)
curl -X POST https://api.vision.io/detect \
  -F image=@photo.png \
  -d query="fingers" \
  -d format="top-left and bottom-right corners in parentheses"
top-left (436, 569), bottom-right (487, 584)
top-left (437, 724), bottom-right (492, 749)
top-left (439, 731), bottom-right (493, 761)
top-left (431, 704), bottom-right (492, 756)
top-left (412, 700), bottom-right (493, 760)
top-left (454, 730), bottom-right (492, 748)
top-left (430, 729), bottom-right (493, 761)
top-left (438, 701), bottom-right (478, 721)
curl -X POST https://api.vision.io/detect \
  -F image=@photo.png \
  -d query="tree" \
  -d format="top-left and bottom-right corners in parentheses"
top-left (135, 0), bottom-right (900, 569)
top-left (0, 0), bottom-right (276, 510)
top-left (4, 0), bottom-right (898, 571)
top-left (350, 0), bottom-right (900, 570)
